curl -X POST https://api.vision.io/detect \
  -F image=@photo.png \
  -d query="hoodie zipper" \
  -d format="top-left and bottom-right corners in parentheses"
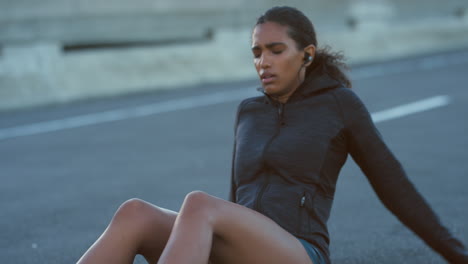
top-left (254, 102), bottom-right (285, 212)
top-left (278, 103), bottom-right (285, 125)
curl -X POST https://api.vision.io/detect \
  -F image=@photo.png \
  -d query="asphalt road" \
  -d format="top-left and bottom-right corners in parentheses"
top-left (1, 50), bottom-right (468, 263)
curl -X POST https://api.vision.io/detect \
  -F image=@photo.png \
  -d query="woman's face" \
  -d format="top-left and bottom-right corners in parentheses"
top-left (251, 21), bottom-right (309, 103)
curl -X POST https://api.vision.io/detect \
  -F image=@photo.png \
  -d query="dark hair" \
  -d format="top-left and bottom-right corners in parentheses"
top-left (256, 6), bottom-right (352, 88)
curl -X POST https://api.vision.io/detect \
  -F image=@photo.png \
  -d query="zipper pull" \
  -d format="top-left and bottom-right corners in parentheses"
top-left (278, 103), bottom-right (284, 116)
top-left (300, 195), bottom-right (306, 207)
top-left (278, 103), bottom-right (285, 126)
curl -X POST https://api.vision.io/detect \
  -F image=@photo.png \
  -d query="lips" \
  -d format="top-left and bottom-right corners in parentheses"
top-left (260, 72), bottom-right (277, 84)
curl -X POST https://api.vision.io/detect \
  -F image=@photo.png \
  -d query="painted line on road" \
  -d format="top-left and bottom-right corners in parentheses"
top-left (1, 51), bottom-right (466, 141)
top-left (0, 89), bottom-right (258, 141)
top-left (371, 95), bottom-right (451, 123)
top-left (0, 94), bottom-right (451, 141)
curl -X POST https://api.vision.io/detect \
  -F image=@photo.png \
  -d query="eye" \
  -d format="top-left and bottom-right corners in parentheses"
top-left (252, 51), bottom-right (261, 59)
top-left (272, 49), bottom-right (283, 55)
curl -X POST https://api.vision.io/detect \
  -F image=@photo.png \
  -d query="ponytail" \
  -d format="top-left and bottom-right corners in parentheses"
top-left (308, 46), bottom-right (352, 88)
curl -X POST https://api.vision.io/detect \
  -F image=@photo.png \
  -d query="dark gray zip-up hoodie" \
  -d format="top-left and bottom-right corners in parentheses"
top-left (229, 69), bottom-right (468, 263)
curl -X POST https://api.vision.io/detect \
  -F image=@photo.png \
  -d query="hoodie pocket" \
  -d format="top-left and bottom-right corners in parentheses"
top-left (297, 190), bottom-right (316, 234)
top-left (259, 184), bottom-right (315, 235)
top-left (301, 191), bottom-right (333, 244)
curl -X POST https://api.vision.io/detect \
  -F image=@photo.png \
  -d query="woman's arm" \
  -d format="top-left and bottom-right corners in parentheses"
top-left (228, 99), bottom-right (250, 203)
top-left (334, 88), bottom-right (468, 263)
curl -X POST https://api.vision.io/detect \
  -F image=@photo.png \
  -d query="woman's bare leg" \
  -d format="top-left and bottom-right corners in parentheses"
top-left (77, 198), bottom-right (177, 264)
top-left (158, 191), bottom-right (313, 264)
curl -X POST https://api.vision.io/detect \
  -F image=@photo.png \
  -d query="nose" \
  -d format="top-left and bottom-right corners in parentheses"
top-left (257, 54), bottom-right (271, 69)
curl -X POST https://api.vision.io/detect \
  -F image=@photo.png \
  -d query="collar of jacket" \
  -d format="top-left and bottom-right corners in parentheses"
top-left (256, 67), bottom-right (343, 105)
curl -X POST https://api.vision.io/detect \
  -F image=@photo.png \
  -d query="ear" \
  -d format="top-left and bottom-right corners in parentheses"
top-left (303, 44), bottom-right (316, 67)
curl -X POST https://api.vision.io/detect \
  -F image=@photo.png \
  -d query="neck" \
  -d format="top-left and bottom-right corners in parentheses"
top-left (272, 94), bottom-right (289, 104)
top-left (273, 74), bottom-right (306, 103)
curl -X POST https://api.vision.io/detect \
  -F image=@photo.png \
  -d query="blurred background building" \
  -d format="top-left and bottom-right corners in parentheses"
top-left (1, 0), bottom-right (467, 111)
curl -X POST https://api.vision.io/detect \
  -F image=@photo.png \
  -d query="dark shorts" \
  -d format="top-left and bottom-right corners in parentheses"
top-left (297, 238), bottom-right (327, 264)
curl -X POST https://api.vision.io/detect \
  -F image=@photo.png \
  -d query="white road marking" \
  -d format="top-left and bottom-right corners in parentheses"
top-left (1, 50), bottom-right (466, 141)
top-left (372, 95), bottom-right (451, 123)
top-left (0, 89), bottom-right (258, 140)
top-left (0, 94), bottom-right (451, 140)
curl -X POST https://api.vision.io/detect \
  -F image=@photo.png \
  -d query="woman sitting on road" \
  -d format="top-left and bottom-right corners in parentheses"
top-left (77, 6), bottom-right (468, 264)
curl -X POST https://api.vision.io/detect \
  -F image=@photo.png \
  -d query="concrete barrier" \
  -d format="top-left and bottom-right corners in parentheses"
top-left (1, 1), bottom-right (468, 112)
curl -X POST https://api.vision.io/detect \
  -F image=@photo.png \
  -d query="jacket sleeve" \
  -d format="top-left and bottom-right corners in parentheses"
top-left (335, 88), bottom-right (468, 263)
top-left (228, 99), bottom-right (247, 203)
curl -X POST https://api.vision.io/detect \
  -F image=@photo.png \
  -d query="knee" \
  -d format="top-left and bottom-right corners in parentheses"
top-left (184, 191), bottom-right (212, 208)
top-left (112, 198), bottom-right (156, 226)
top-left (181, 191), bottom-right (218, 221)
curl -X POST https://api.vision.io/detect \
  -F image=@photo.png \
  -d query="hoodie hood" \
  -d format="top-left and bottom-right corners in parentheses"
top-left (257, 68), bottom-right (344, 104)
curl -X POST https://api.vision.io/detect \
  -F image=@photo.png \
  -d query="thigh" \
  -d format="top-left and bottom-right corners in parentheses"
top-left (207, 195), bottom-right (313, 264)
